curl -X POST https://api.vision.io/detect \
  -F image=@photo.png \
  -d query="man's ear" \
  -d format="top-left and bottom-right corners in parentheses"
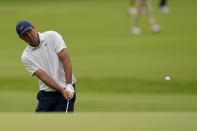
top-left (32, 26), bottom-right (36, 32)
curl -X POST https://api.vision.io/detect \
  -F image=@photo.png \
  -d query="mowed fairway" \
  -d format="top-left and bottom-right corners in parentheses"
top-left (0, 0), bottom-right (197, 130)
top-left (1, 91), bottom-right (197, 112)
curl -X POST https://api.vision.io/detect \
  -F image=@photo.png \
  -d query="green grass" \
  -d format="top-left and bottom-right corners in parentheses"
top-left (0, 0), bottom-right (197, 113)
top-left (0, 0), bottom-right (197, 130)
top-left (1, 112), bottom-right (197, 131)
top-left (1, 91), bottom-right (197, 112)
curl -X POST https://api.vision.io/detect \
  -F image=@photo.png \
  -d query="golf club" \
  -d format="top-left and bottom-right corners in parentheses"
top-left (66, 100), bottom-right (69, 115)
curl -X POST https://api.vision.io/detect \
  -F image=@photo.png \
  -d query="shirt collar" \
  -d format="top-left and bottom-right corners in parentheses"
top-left (27, 32), bottom-right (45, 50)
top-left (38, 32), bottom-right (45, 43)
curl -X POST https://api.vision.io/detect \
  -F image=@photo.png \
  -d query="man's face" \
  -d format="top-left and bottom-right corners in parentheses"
top-left (21, 27), bottom-right (38, 46)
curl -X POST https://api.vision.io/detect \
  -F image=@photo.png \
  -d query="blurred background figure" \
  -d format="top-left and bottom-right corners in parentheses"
top-left (129, 0), bottom-right (170, 15)
top-left (128, 0), bottom-right (137, 15)
top-left (128, 0), bottom-right (147, 15)
top-left (159, 0), bottom-right (170, 14)
top-left (131, 0), bottom-right (161, 35)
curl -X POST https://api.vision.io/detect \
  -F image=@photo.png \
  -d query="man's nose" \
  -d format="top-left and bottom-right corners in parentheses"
top-left (27, 32), bottom-right (32, 38)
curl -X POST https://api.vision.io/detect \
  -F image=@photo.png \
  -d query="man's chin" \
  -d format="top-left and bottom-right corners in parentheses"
top-left (29, 43), bottom-right (35, 47)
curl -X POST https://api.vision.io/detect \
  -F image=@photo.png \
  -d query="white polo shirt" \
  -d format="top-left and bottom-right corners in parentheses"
top-left (21, 31), bottom-right (76, 92)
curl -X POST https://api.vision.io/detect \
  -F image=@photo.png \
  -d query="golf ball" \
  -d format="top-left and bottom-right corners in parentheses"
top-left (165, 76), bottom-right (170, 81)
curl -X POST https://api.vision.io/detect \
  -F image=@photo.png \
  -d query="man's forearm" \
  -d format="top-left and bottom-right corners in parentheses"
top-left (62, 59), bottom-right (72, 84)
top-left (34, 69), bottom-right (71, 99)
top-left (57, 48), bottom-right (73, 85)
top-left (34, 69), bottom-right (64, 93)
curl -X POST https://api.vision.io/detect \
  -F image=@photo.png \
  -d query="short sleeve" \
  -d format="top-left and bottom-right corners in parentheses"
top-left (53, 32), bottom-right (67, 54)
top-left (21, 56), bottom-right (39, 76)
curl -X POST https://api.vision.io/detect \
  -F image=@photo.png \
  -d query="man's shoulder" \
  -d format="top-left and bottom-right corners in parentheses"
top-left (21, 50), bottom-right (29, 62)
top-left (21, 46), bottom-right (28, 56)
top-left (21, 45), bottom-right (33, 62)
top-left (42, 31), bottom-right (61, 39)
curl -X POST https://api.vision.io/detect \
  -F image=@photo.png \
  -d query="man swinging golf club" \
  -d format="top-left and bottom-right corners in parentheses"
top-left (16, 20), bottom-right (76, 112)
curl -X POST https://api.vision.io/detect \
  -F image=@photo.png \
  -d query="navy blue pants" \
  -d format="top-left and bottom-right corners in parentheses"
top-left (160, 0), bottom-right (167, 6)
top-left (36, 84), bottom-right (76, 112)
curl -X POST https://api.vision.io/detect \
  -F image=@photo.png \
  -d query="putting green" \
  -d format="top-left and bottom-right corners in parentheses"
top-left (0, 112), bottom-right (197, 131)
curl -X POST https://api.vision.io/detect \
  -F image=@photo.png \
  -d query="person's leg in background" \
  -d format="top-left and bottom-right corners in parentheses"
top-left (131, 0), bottom-right (161, 34)
top-left (145, 0), bottom-right (161, 33)
top-left (131, 0), bottom-right (142, 34)
top-left (128, 0), bottom-right (137, 15)
top-left (159, 0), bottom-right (170, 14)
top-left (160, 0), bottom-right (167, 6)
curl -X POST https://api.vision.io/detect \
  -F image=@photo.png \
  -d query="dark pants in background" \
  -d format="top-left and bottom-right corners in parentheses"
top-left (36, 84), bottom-right (76, 112)
top-left (160, 0), bottom-right (167, 7)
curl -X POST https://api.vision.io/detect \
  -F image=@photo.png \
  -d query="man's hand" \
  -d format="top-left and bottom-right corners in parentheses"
top-left (34, 69), bottom-right (72, 100)
top-left (60, 89), bottom-right (72, 100)
top-left (33, 67), bottom-right (74, 100)
top-left (66, 84), bottom-right (75, 99)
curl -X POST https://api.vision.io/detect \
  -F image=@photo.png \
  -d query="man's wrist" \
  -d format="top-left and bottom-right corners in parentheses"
top-left (59, 87), bottom-right (65, 94)
top-left (66, 84), bottom-right (74, 95)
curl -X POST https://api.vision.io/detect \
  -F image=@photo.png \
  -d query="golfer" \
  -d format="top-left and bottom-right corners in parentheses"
top-left (16, 20), bottom-right (76, 112)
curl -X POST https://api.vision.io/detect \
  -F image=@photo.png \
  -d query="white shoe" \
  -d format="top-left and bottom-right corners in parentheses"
top-left (160, 6), bottom-right (170, 14)
top-left (131, 27), bottom-right (141, 35)
top-left (151, 25), bottom-right (161, 33)
top-left (128, 6), bottom-right (137, 15)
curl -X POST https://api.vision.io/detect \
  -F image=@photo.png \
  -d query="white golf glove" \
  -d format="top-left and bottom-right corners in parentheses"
top-left (66, 84), bottom-right (75, 97)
